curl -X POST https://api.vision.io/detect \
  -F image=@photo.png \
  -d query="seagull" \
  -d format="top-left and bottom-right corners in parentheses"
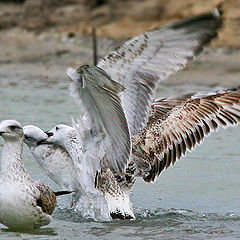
top-left (46, 65), bottom-right (132, 221)
top-left (0, 120), bottom-right (71, 229)
top-left (25, 9), bottom-right (236, 220)
top-left (23, 125), bottom-right (81, 205)
top-left (23, 124), bottom-right (134, 219)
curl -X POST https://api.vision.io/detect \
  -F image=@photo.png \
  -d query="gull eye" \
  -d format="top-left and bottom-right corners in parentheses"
top-left (10, 125), bottom-right (17, 131)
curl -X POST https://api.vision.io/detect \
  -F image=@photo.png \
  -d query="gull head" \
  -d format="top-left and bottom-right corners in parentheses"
top-left (23, 125), bottom-right (48, 149)
top-left (46, 124), bottom-right (73, 147)
top-left (0, 120), bottom-right (23, 141)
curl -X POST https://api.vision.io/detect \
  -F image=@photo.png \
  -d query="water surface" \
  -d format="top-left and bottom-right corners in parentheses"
top-left (0, 65), bottom-right (240, 240)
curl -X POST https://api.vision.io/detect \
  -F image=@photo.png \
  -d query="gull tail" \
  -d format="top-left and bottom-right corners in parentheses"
top-left (96, 168), bottom-right (135, 219)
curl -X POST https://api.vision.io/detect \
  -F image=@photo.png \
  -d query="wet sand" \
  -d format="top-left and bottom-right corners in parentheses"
top-left (0, 28), bottom-right (240, 89)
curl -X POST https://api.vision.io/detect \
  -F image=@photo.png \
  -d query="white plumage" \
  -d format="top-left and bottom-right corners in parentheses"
top-left (23, 125), bottom-right (81, 204)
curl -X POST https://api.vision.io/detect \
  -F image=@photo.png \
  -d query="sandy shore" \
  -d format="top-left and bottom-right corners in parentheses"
top-left (0, 28), bottom-right (239, 90)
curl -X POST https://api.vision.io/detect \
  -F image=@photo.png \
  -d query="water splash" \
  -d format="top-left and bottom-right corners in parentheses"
top-left (75, 193), bottom-right (111, 221)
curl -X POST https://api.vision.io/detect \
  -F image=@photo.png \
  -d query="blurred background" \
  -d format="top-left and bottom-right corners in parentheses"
top-left (0, 0), bottom-right (239, 89)
top-left (0, 0), bottom-right (239, 46)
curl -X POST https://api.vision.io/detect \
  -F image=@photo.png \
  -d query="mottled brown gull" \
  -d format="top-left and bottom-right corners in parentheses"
top-left (0, 120), bottom-right (71, 229)
top-left (0, 120), bottom-right (55, 229)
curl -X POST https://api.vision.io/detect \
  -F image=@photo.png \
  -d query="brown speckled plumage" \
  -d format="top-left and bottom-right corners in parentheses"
top-left (0, 120), bottom-right (53, 229)
top-left (35, 182), bottom-right (57, 215)
top-left (98, 10), bottom-right (223, 136)
top-left (132, 89), bottom-right (240, 182)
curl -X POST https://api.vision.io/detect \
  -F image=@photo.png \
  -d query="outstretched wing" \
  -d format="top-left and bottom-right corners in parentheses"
top-left (132, 88), bottom-right (240, 182)
top-left (97, 9), bottom-right (223, 135)
top-left (147, 93), bottom-right (196, 124)
top-left (68, 65), bottom-right (131, 175)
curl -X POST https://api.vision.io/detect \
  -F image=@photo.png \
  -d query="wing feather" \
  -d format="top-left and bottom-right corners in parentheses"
top-left (68, 65), bottom-right (131, 175)
top-left (132, 88), bottom-right (240, 182)
top-left (98, 9), bottom-right (223, 135)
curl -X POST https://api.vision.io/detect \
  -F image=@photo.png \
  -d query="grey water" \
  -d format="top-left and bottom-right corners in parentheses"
top-left (0, 71), bottom-right (240, 240)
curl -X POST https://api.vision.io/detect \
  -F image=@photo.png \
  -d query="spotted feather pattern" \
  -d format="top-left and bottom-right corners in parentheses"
top-left (98, 9), bottom-right (223, 135)
top-left (132, 88), bottom-right (240, 182)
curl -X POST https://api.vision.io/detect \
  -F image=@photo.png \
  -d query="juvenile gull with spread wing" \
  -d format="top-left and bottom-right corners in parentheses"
top-left (24, 9), bottom-right (239, 220)
top-left (44, 88), bottom-right (240, 219)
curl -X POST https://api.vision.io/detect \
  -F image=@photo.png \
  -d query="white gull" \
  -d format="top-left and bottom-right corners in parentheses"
top-left (23, 125), bottom-right (82, 206)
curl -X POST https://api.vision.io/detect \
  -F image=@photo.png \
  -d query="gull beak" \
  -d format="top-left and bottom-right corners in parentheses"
top-left (0, 127), bottom-right (6, 135)
top-left (44, 131), bottom-right (54, 137)
top-left (37, 131), bottom-right (54, 145)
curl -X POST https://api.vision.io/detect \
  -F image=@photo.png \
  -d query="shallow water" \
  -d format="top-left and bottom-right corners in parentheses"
top-left (0, 66), bottom-right (240, 239)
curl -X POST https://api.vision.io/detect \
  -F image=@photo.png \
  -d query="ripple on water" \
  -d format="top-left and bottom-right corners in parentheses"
top-left (48, 207), bottom-right (240, 240)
